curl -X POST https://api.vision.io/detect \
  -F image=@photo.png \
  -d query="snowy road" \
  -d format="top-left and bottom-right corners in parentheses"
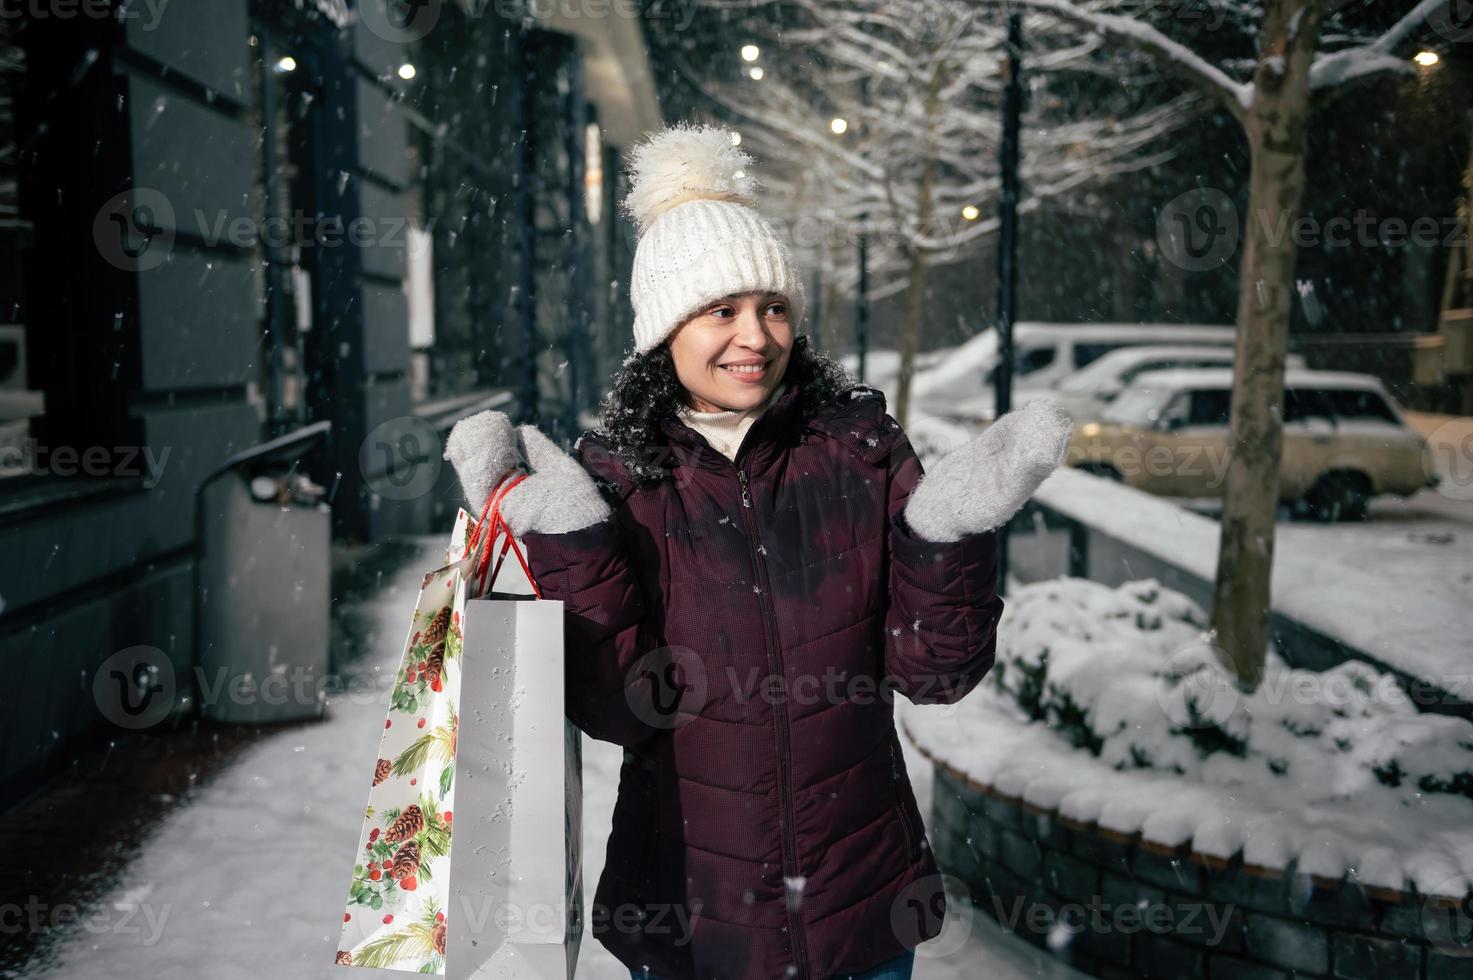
top-left (18, 535), bottom-right (1076, 980)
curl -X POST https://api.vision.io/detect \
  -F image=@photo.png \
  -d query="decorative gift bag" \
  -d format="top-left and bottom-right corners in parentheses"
top-left (335, 477), bottom-right (523, 973)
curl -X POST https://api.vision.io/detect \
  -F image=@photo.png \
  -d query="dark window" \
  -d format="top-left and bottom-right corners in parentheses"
top-left (1073, 342), bottom-right (1125, 369)
top-left (1284, 388), bottom-right (1336, 424)
top-left (1321, 389), bottom-right (1398, 423)
top-left (1015, 345), bottom-right (1057, 376)
top-left (1186, 389), bottom-right (1232, 427)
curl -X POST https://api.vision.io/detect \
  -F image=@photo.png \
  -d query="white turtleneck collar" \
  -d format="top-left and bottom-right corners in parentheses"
top-left (675, 383), bottom-right (788, 462)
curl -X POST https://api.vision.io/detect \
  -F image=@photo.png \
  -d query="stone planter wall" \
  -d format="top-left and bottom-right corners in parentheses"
top-left (927, 762), bottom-right (1471, 980)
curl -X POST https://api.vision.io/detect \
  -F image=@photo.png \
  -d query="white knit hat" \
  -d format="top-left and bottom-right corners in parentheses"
top-left (621, 123), bottom-right (805, 356)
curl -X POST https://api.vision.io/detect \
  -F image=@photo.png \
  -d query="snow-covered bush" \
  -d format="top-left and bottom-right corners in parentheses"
top-left (987, 577), bottom-right (1473, 804)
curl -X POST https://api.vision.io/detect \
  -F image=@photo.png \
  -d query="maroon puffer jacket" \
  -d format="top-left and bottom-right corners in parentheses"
top-left (521, 380), bottom-right (1002, 980)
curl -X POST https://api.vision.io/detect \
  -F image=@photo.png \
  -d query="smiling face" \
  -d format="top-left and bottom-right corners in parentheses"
top-left (666, 291), bottom-right (794, 413)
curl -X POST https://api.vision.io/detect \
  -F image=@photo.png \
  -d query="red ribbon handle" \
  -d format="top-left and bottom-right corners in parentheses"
top-left (468, 472), bottom-right (543, 599)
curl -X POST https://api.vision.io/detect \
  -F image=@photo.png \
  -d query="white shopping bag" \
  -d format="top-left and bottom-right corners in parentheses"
top-left (447, 599), bottom-right (582, 979)
top-left (445, 518), bottom-right (583, 979)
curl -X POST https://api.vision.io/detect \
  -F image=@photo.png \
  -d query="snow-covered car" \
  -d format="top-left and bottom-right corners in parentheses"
top-left (1067, 368), bottom-right (1437, 520)
top-left (1040, 344), bottom-right (1308, 422)
top-left (912, 322), bottom-right (1236, 421)
top-left (837, 346), bottom-right (953, 387)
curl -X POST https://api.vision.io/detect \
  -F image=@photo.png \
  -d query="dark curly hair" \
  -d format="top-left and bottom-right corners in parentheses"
top-left (592, 334), bottom-right (859, 486)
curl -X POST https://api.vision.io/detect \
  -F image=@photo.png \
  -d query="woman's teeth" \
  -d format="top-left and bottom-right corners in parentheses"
top-left (722, 363), bottom-right (765, 375)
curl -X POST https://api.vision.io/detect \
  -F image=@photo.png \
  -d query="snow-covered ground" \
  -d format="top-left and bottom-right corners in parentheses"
top-left (20, 536), bottom-right (1078, 980)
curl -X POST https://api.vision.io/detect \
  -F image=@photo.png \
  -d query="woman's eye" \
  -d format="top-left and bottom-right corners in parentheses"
top-left (708, 306), bottom-right (734, 319)
top-left (765, 303), bottom-right (788, 317)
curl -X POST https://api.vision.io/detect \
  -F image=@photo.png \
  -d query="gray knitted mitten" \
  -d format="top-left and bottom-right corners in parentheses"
top-left (903, 398), bottom-right (1073, 542)
top-left (442, 410), bottom-right (610, 536)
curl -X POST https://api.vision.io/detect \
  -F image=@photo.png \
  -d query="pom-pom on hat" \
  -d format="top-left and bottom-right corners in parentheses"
top-left (621, 122), bottom-right (805, 355)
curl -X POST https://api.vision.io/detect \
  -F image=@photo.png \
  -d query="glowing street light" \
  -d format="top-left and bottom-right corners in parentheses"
top-left (398, 63), bottom-right (417, 80)
top-left (748, 66), bottom-right (765, 81)
top-left (1413, 50), bottom-right (1440, 67)
top-left (273, 55), bottom-right (297, 73)
top-left (830, 117), bottom-right (848, 135)
top-left (961, 204), bottom-right (980, 221)
top-left (741, 44), bottom-right (760, 62)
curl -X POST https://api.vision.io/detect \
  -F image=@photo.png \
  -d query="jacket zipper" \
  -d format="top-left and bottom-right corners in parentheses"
top-left (889, 740), bottom-right (920, 862)
top-left (737, 465), bottom-right (811, 979)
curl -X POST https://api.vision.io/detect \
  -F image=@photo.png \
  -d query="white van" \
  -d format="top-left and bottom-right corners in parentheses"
top-left (1035, 344), bottom-right (1307, 423)
top-left (912, 322), bottom-right (1235, 419)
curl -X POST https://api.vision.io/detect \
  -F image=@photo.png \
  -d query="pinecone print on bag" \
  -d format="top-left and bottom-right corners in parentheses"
top-left (431, 922), bottom-right (447, 956)
top-left (383, 803), bottom-right (425, 844)
top-left (422, 607), bottom-right (451, 692)
top-left (372, 758), bottom-right (392, 787)
top-left (425, 644), bottom-right (447, 692)
top-left (335, 951), bottom-right (352, 965)
top-left (391, 840), bottom-right (421, 882)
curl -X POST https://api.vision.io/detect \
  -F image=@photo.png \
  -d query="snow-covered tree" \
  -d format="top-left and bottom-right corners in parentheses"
top-left (981, 0), bottom-right (1451, 689)
top-left (688, 0), bottom-right (1198, 424)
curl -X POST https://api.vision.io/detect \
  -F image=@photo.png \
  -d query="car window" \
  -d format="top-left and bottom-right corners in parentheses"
top-left (1102, 383), bottom-right (1173, 426)
top-left (1283, 388), bottom-right (1335, 424)
top-left (1187, 389), bottom-right (1232, 427)
top-left (1118, 360), bottom-right (1170, 384)
top-left (1015, 345), bottom-right (1057, 376)
top-left (1321, 388), bottom-right (1399, 423)
top-left (1073, 342), bottom-right (1125, 369)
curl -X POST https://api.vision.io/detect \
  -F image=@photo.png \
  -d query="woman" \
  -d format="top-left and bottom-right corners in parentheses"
top-left (444, 124), bottom-right (1070, 980)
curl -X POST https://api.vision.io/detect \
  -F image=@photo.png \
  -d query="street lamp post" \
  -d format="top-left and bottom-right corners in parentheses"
top-left (856, 76), bottom-right (870, 383)
top-left (995, 12), bottom-right (1023, 595)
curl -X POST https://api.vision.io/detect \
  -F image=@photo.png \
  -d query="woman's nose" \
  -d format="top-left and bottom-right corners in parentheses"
top-left (733, 306), bottom-right (768, 348)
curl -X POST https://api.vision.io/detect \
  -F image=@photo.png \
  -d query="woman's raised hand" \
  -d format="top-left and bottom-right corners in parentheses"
top-left (903, 398), bottom-right (1073, 543)
top-left (443, 411), bottom-right (611, 536)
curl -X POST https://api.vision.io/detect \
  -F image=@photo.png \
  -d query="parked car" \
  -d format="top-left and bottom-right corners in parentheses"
top-left (1035, 344), bottom-right (1308, 423)
top-left (1067, 368), bottom-right (1437, 521)
top-left (913, 322), bottom-right (1236, 420)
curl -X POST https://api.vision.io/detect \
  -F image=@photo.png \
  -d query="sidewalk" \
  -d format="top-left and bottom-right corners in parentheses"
top-left (11, 536), bottom-right (1073, 980)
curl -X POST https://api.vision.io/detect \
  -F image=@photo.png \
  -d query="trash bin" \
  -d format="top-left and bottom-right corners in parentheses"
top-left (194, 421), bottom-right (332, 724)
